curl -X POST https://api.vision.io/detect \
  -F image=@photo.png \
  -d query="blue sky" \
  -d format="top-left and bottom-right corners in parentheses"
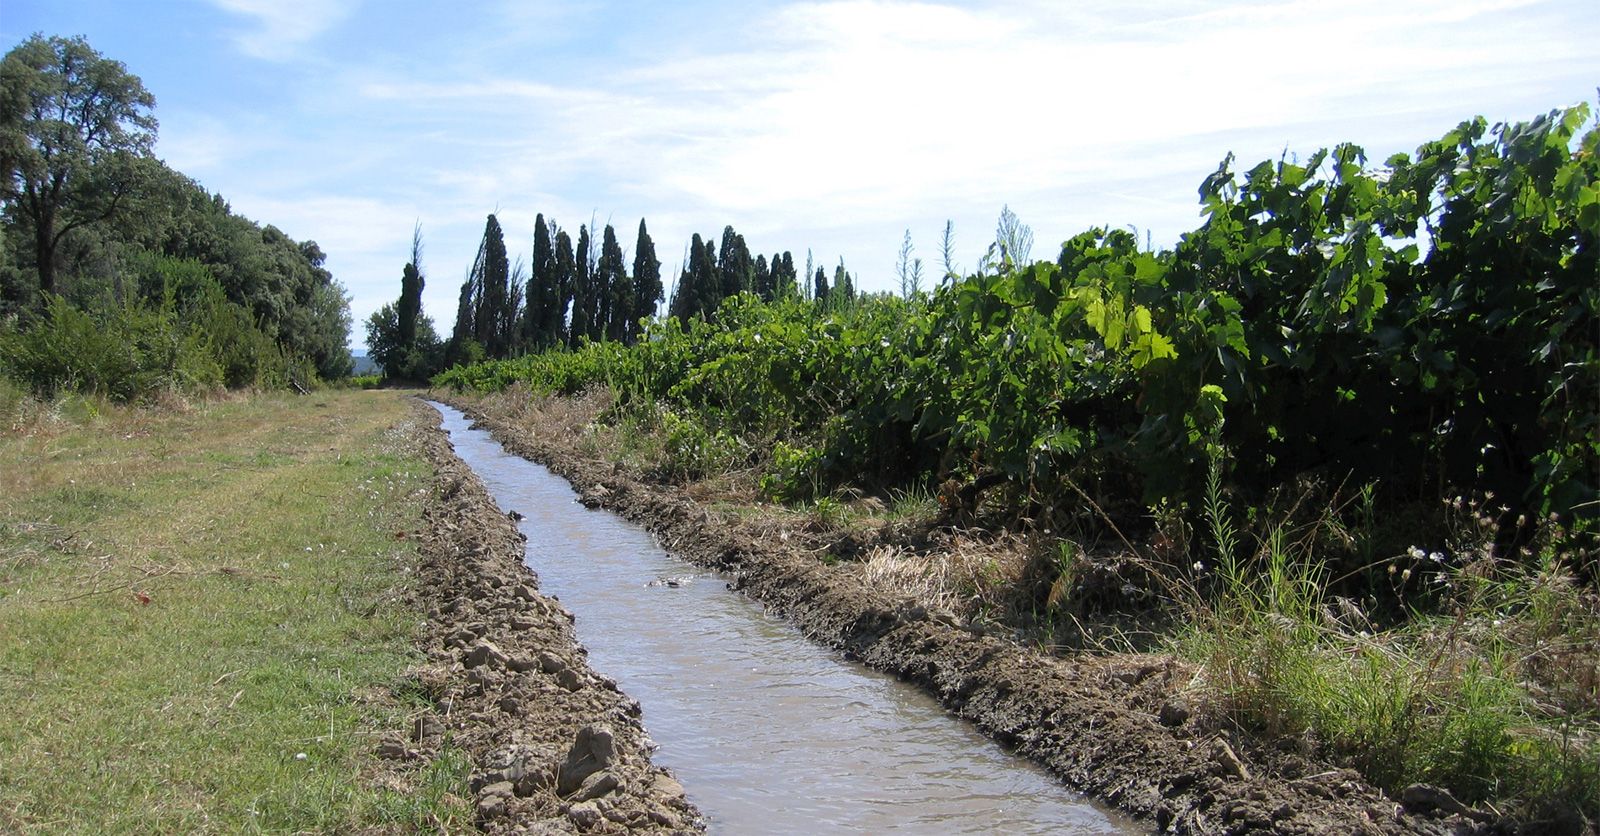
top-left (4, 1), bottom-right (1596, 350)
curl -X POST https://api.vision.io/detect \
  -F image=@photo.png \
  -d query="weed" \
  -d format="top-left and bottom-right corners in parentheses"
top-left (1182, 455), bottom-right (1600, 818)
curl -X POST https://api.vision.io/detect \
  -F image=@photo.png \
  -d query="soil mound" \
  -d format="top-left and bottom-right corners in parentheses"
top-left (449, 394), bottom-right (1484, 836)
top-left (396, 401), bottom-right (702, 833)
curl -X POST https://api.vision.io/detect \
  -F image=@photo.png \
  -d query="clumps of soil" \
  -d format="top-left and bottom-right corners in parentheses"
top-left (448, 393), bottom-right (1486, 836)
top-left (389, 401), bottom-right (701, 833)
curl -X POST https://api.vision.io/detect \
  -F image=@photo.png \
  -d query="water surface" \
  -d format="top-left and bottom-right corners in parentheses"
top-left (431, 402), bottom-right (1140, 835)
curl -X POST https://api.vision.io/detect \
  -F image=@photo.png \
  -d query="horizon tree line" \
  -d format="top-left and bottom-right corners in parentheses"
top-left (371, 211), bottom-right (866, 381)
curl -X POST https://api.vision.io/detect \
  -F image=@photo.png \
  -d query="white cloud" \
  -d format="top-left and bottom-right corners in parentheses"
top-left (164, 0), bottom-right (1598, 348)
top-left (207, 0), bottom-right (357, 60)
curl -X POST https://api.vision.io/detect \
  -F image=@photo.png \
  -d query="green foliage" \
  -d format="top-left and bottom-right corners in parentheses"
top-left (0, 253), bottom-right (293, 399)
top-left (365, 302), bottom-right (440, 383)
top-left (0, 34), bottom-right (157, 297)
top-left (760, 441), bottom-right (824, 502)
top-left (437, 102), bottom-right (1598, 543)
top-left (1, 35), bottom-right (354, 381)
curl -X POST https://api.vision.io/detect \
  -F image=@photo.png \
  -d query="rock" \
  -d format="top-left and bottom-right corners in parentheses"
top-left (557, 668), bottom-right (584, 691)
top-left (1211, 738), bottom-right (1251, 781)
top-left (463, 640), bottom-right (509, 668)
top-left (1158, 699), bottom-right (1192, 727)
top-left (557, 725), bottom-right (616, 795)
top-left (506, 654), bottom-right (539, 672)
top-left (650, 774), bottom-right (685, 802)
top-left (567, 800), bottom-right (602, 829)
top-left (572, 770), bottom-right (620, 801)
top-left (537, 651), bottom-right (567, 673)
top-left (410, 714), bottom-right (443, 742)
top-left (1400, 783), bottom-right (1493, 821)
top-left (514, 584), bottom-right (537, 601)
top-left (498, 696), bottom-right (520, 714)
top-left (375, 737), bottom-right (411, 760)
top-left (477, 781), bottom-right (515, 820)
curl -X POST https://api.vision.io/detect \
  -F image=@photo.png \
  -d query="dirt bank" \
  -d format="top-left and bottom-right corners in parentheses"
top-left (439, 392), bottom-right (1494, 836)
top-left (392, 401), bottom-right (701, 833)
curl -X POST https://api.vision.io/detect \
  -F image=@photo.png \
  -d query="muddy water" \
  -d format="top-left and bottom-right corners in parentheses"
top-left (432, 404), bottom-right (1141, 834)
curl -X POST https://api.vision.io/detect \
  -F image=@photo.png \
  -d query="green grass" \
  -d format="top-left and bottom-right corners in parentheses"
top-left (0, 389), bottom-right (472, 832)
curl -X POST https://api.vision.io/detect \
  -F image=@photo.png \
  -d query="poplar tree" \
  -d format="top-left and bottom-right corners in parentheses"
top-left (630, 219), bottom-right (661, 342)
top-left (397, 223), bottom-right (424, 350)
top-left (833, 260), bottom-right (855, 307)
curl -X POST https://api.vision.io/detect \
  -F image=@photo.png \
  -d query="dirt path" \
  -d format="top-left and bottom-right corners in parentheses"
top-left (399, 401), bottom-right (701, 833)
top-left (441, 393), bottom-right (1487, 836)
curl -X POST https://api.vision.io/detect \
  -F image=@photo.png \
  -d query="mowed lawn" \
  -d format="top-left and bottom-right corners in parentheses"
top-left (0, 390), bottom-right (466, 832)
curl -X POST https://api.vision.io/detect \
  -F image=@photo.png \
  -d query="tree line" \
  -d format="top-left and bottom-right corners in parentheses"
top-left (368, 215), bottom-right (858, 382)
top-left (1, 34), bottom-right (354, 398)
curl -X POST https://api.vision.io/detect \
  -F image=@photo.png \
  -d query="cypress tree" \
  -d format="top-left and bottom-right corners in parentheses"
top-left (695, 236), bottom-right (721, 319)
top-left (599, 224), bottom-right (629, 342)
top-left (471, 214), bottom-right (510, 357)
top-left (524, 213), bottom-right (553, 349)
top-left (753, 254), bottom-right (772, 302)
top-left (717, 226), bottom-right (753, 300)
top-left (538, 220), bottom-right (568, 347)
top-left (593, 227), bottom-right (612, 340)
top-left (776, 252), bottom-right (798, 300)
top-left (447, 270), bottom-right (477, 366)
top-left (573, 225), bottom-right (600, 344)
top-left (813, 266), bottom-right (829, 306)
top-left (671, 234), bottom-right (704, 320)
top-left (551, 230), bottom-right (575, 347)
top-left (630, 219), bottom-right (661, 343)
top-left (833, 260), bottom-right (855, 307)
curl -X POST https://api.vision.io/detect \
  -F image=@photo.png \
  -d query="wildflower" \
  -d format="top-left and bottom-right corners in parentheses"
top-left (1428, 552), bottom-right (1445, 563)
top-left (1192, 561), bottom-right (1205, 572)
top-left (1408, 546), bottom-right (1426, 560)
top-left (1402, 568), bottom-right (1412, 581)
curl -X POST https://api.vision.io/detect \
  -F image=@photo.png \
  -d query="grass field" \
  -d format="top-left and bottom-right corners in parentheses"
top-left (0, 390), bottom-right (469, 832)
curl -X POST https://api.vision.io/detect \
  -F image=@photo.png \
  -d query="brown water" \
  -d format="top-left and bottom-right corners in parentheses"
top-left (432, 403), bottom-right (1143, 834)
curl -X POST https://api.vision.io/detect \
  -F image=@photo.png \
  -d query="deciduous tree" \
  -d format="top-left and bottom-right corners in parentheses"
top-left (0, 35), bottom-right (157, 299)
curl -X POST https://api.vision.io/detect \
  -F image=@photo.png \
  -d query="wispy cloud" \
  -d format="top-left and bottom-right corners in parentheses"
top-left (135, 0), bottom-right (1597, 347)
top-left (207, 0), bottom-right (357, 60)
